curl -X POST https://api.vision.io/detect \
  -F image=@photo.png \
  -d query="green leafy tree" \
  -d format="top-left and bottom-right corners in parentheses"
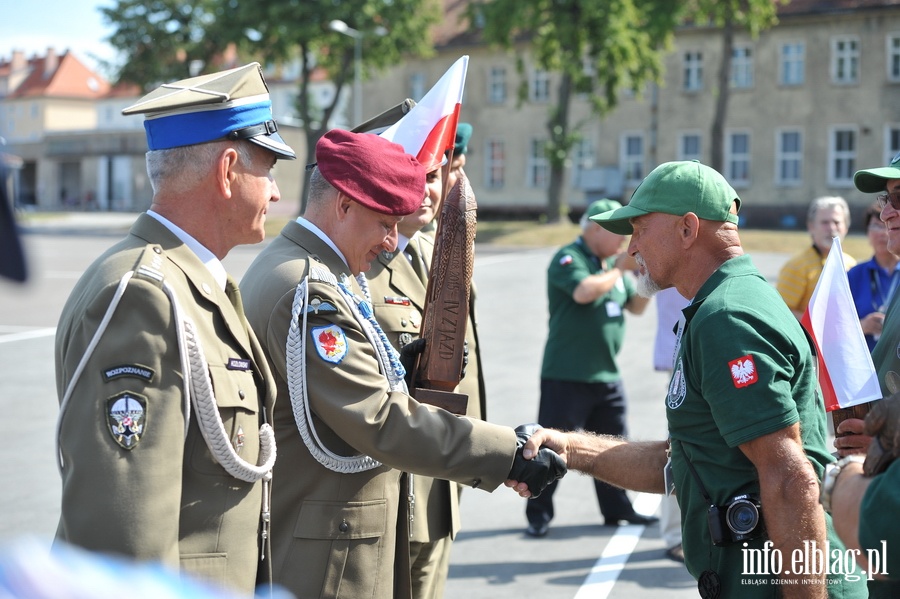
top-left (101, 0), bottom-right (440, 211)
top-left (681, 0), bottom-right (783, 173)
top-left (473, 0), bottom-right (682, 222)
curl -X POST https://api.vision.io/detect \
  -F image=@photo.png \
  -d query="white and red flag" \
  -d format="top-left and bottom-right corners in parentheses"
top-left (381, 55), bottom-right (468, 171)
top-left (800, 236), bottom-right (882, 411)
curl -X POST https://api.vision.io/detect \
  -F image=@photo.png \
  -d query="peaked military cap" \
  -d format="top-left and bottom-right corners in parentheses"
top-left (123, 62), bottom-right (296, 160)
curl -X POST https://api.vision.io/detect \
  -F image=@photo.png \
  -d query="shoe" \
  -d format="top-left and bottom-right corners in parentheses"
top-left (603, 513), bottom-right (659, 526)
top-left (666, 543), bottom-right (685, 563)
top-left (525, 522), bottom-right (549, 537)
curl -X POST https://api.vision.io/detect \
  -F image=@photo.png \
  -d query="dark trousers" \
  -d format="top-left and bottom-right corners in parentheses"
top-left (526, 378), bottom-right (636, 525)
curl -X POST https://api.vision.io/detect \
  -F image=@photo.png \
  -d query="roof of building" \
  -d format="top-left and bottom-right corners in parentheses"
top-left (1, 49), bottom-right (111, 100)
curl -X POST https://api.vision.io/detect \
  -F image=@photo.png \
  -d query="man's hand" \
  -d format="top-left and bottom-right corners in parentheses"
top-left (399, 338), bottom-right (426, 388)
top-left (864, 395), bottom-right (900, 476)
top-left (505, 424), bottom-right (566, 499)
top-left (834, 418), bottom-right (872, 457)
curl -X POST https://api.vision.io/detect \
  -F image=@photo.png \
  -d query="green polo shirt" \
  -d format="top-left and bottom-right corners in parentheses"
top-left (872, 289), bottom-right (900, 395)
top-left (667, 255), bottom-right (864, 597)
top-left (540, 237), bottom-right (635, 383)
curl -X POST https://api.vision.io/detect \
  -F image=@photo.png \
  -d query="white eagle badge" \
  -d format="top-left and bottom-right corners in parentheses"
top-left (728, 354), bottom-right (758, 388)
top-left (311, 324), bottom-right (348, 364)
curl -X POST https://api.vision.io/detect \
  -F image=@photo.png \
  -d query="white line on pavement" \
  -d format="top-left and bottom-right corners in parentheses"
top-left (574, 493), bottom-right (663, 599)
top-left (0, 328), bottom-right (56, 343)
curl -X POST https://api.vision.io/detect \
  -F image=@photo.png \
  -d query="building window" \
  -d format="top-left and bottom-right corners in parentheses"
top-left (409, 72), bottom-right (426, 101)
top-left (832, 36), bottom-right (860, 84)
top-left (888, 34), bottom-right (900, 82)
top-left (527, 139), bottom-right (549, 188)
top-left (780, 42), bottom-right (805, 86)
top-left (683, 51), bottom-right (703, 92)
top-left (677, 132), bottom-right (702, 162)
top-left (776, 129), bottom-right (803, 186)
top-left (530, 68), bottom-right (551, 103)
top-left (620, 133), bottom-right (644, 185)
top-left (731, 46), bottom-right (753, 89)
top-left (829, 127), bottom-right (857, 186)
top-left (726, 131), bottom-right (751, 187)
top-left (570, 139), bottom-right (595, 186)
top-left (885, 126), bottom-right (900, 168)
top-left (488, 66), bottom-right (506, 104)
top-left (485, 139), bottom-right (505, 189)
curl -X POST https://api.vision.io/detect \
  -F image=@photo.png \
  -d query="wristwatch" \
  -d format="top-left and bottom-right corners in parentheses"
top-left (820, 455), bottom-right (865, 513)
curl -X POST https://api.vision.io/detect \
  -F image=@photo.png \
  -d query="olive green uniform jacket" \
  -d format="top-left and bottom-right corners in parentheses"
top-left (54, 213), bottom-right (276, 594)
top-left (239, 220), bottom-right (516, 599)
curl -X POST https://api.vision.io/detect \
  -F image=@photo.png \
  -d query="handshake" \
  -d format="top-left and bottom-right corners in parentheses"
top-left (506, 424), bottom-right (567, 498)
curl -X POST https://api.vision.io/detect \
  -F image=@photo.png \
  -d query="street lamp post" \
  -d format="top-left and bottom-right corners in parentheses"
top-left (329, 20), bottom-right (386, 126)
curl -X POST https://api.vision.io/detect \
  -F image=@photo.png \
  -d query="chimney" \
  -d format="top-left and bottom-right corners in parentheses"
top-left (44, 47), bottom-right (58, 79)
top-left (10, 51), bottom-right (26, 73)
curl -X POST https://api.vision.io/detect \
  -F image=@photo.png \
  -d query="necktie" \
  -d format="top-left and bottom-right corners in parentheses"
top-left (225, 275), bottom-right (246, 320)
top-left (406, 238), bottom-right (429, 285)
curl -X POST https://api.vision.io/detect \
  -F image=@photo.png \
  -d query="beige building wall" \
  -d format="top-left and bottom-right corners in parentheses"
top-left (363, 5), bottom-right (900, 226)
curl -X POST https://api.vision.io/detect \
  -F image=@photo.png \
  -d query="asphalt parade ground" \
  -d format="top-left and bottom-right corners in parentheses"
top-left (0, 215), bottom-right (794, 598)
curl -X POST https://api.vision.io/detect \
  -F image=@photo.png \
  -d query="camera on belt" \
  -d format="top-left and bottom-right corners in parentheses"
top-left (707, 493), bottom-right (765, 546)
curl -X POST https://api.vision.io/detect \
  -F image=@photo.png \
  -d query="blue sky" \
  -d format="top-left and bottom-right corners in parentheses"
top-left (2, 0), bottom-right (117, 76)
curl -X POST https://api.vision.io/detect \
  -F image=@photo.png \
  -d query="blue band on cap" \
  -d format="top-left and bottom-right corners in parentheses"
top-left (144, 100), bottom-right (274, 150)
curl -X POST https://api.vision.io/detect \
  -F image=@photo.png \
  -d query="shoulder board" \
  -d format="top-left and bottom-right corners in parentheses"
top-left (308, 255), bottom-right (338, 286)
top-left (131, 244), bottom-right (166, 288)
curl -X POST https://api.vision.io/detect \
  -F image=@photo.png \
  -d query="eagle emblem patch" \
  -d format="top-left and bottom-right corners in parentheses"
top-left (729, 355), bottom-right (758, 388)
top-left (107, 391), bottom-right (147, 450)
top-left (312, 324), bottom-right (348, 363)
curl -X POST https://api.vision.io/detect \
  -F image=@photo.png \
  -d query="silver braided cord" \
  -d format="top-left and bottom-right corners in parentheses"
top-left (180, 314), bottom-right (276, 483)
top-left (286, 269), bottom-right (383, 473)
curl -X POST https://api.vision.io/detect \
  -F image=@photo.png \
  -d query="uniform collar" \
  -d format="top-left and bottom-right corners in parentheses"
top-left (146, 210), bottom-right (227, 290)
top-left (295, 216), bottom-right (349, 269)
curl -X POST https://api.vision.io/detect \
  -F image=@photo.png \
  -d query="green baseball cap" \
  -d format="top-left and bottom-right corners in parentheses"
top-left (585, 198), bottom-right (622, 220)
top-left (591, 160), bottom-right (741, 235)
top-left (854, 151), bottom-right (900, 193)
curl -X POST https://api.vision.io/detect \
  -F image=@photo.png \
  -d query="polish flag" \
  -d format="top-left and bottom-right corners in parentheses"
top-left (800, 237), bottom-right (882, 411)
top-left (381, 56), bottom-right (468, 171)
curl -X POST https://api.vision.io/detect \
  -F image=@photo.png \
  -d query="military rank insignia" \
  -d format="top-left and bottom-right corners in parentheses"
top-left (106, 391), bottom-right (147, 450)
top-left (311, 324), bottom-right (348, 364)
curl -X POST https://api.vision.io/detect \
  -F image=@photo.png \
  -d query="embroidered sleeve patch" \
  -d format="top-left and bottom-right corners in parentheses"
top-left (102, 364), bottom-right (155, 383)
top-left (559, 255), bottom-right (573, 266)
top-left (107, 391), bottom-right (147, 450)
top-left (728, 355), bottom-right (759, 388)
top-left (311, 324), bottom-right (348, 364)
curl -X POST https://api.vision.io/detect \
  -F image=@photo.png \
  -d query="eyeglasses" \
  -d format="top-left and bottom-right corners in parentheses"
top-left (876, 191), bottom-right (900, 211)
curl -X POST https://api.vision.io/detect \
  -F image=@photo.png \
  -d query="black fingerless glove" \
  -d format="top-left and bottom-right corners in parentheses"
top-left (399, 338), bottom-right (426, 389)
top-left (507, 423), bottom-right (567, 498)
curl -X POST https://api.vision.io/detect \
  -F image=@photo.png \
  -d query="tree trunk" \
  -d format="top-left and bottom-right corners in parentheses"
top-left (545, 71), bottom-right (573, 224)
top-left (711, 17), bottom-right (734, 174)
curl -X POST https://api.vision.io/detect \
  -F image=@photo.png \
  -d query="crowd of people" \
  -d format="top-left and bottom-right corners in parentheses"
top-left (44, 62), bottom-right (900, 599)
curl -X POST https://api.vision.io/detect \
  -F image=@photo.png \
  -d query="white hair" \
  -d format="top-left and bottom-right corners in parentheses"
top-left (145, 140), bottom-right (255, 194)
top-left (807, 195), bottom-right (850, 227)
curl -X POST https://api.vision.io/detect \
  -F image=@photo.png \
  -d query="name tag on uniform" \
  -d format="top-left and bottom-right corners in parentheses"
top-left (605, 301), bottom-right (622, 318)
top-left (226, 358), bottom-right (251, 371)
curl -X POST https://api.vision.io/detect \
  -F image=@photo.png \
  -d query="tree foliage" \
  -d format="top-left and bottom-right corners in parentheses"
top-left (679, 0), bottom-right (783, 173)
top-left (101, 0), bottom-right (440, 210)
top-left (473, 0), bottom-right (683, 221)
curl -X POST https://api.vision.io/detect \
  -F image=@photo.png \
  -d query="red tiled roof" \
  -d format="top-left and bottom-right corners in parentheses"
top-left (6, 51), bottom-right (110, 100)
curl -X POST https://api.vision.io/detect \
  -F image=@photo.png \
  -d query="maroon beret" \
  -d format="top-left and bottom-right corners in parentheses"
top-left (316, 129), bottom-right (426, 216)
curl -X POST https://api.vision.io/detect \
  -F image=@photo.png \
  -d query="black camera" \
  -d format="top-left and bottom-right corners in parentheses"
top-left (707, 493), bottom-right (764, 546)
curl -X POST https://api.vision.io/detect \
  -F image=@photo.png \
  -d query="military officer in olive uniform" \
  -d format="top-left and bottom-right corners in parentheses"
top-left (239, 128), bottom-right (565, 599)
top-left (366, 124), bottom-right (483, 598)
top-left (54, 63), bottom-right (293, 594)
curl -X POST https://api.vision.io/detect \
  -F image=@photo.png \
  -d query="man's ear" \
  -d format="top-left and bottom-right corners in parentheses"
top-left (334, 192), bottom-right (353, 221)
top-left (217, 146), bottom-right (240, 199)
top-left (679, 212), bottom-right (701, 248)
